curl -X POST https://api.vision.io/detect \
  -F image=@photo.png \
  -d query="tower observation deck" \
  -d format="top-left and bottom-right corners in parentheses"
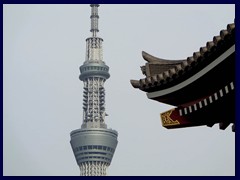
top-left (70, 4), bottom-right (118, 176)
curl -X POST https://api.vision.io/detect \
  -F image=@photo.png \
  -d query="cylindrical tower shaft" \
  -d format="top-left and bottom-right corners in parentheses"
top-left (82, 76), bottom-right (108, 129)
top-left (70, 4), bottom-right (118, 176)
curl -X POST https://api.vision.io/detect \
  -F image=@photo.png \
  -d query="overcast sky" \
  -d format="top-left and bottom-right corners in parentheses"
top-left (3, 4), bottom-right (235, 176)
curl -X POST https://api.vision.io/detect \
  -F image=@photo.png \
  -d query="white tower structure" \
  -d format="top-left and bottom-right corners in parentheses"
top-left (70, 4), bottom-right (118, 176)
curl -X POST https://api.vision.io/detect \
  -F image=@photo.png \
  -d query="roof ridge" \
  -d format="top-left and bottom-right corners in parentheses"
top-left (142, 51), bottom-right (186, 64)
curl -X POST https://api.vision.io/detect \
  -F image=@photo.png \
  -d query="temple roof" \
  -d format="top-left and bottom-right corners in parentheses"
top-left (130, 22), bottom-right (235, 93)
top-left (130, 22), bottom-right (235, 131)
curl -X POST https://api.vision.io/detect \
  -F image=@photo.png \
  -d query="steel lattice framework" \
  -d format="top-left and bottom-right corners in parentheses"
top-left (70, 4), bottom-right (118, 176)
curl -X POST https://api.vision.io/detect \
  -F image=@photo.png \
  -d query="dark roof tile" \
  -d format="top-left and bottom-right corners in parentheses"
top-left (213, 35), bottom-right (222, 45)
top-left (220, 30), bottom-right (229, 39)
top-left (227, 23), bottom-right (235, 33)
top-left (206, 41), bottom-right (215, 51)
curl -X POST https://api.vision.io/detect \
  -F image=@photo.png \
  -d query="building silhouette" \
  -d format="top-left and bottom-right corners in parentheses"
top-left (70, 4), bottom-right (118, 176)
top-left (131, 22), bottom-right (235, 132)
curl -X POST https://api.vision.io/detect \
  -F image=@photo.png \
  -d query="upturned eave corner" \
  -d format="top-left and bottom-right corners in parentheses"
top-left (130, 80), bottom-right (140, 89)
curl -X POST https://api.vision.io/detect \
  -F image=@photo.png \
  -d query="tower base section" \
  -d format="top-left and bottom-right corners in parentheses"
top-left (70, 128), bottom-right (118, 176)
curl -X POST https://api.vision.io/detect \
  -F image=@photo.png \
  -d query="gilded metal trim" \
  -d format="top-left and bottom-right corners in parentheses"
top-left (161, 109), bottom-right (180, 127)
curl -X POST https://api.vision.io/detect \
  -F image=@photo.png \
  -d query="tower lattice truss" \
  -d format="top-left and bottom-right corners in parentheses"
top-left (82, 77), bottom-right (107, 129)
top-left (80, 162), bottom-right (107, 176)
top-left (70, 4), bottom-right (118, 176)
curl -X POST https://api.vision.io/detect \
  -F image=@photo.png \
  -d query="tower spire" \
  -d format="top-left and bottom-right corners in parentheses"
top-left (90, 4), bottom-right (99, 37)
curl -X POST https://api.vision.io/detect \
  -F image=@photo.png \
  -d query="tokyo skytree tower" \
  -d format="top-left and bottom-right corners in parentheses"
top-left (70, 4), bottom-right (118, 176)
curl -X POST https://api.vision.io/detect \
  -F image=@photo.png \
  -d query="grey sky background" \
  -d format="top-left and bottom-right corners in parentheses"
top-left (3, 4), bottom-right (235, 176)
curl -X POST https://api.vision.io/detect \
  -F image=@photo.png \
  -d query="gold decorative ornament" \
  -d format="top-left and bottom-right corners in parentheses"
top-left (161, 109), bottom-right (180, 127)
